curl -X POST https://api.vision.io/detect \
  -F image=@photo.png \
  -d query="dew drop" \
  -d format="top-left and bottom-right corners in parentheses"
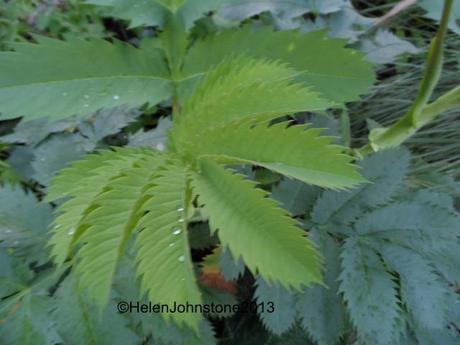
top-left (172, 229), bottom-right (181, 235)
top-left (169, 242), bottom-right (175, 247)
top-left (155, 143), bottom-right (165, 151)
top-left (177, 207), bottom-right (184, 212)
top-left (113, 95), bottom-right (120, 100)
top-left (178, 218), bottom-right (184, 223)
top-left (84, 94), bottom-right (90, 99)
top-left (68, 228), bottom-right (75, 235)
top-left (53, 224), bottom-right (61, 229)
top-left (178, 255), bottom-right (185, 262)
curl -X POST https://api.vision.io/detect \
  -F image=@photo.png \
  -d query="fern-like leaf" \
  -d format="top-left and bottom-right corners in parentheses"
top-left (74, 151), bottom-right (165, 305)
top-left (192, 159), bottom-right (322, 289)
top-left (377, 243), bottom-right (452, 330)
top-left (339, 237), bottom-right (401, 345)
top-left (182, 28), bottom-right (375, 104)
top-left (183, 121), bottom-right (363, 190)
top-left (172, 56), bottom-right (331, 150)
top-left (311, 148), bottom-right (410, 231)
top-left (46, 148), bottom-right (149, 265)
top-left (296, 231), bottom-right (345, 345)
top-left (0, 37), bottom-right (171, 121)
top-left (254, 277), bottom-right (297, 335)
top-left (135, 159), bottom-right (202, 331)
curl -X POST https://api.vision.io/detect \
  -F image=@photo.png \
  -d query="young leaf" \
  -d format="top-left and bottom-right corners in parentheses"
top-left (0, 37), bottom-right (172, 121)
top-left (172, 56), bottom-right (332, 150)
top-left (47, 148), bottom-right (150, 265)
top-left (135, 159), bottom-right (202, 331)
top-left (185, 122), bottom-right (364, 190)
top-left (74, 151), bottom-right (165, 306)
top-left (181, 28), bottom-right (375, 104)
top-left (192, 159), bottom-right (322, 289)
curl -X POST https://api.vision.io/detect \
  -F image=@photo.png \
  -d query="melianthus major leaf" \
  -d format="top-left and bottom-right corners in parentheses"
top-left (135, 159), bottom-right (202, 331)
top-left (0, 36), bottom-right (171, 121)
top-left (339, 237), bottom-right (401, 345)
top-left (192, 158), bottom-right (322, 289)
top-left (46, 148), bottom-right (150, 265)
top-left (296, 231), bottom-right (345, 345)
top-left (184, 121), bottom-right (364, 190)
top-left (48, 148), bottom-right (203, 331)
top-left (74, 150), bottom-right (166, 306)
top-left (353, 196), bottom-right (460, 255)
top-left (376, 243), bottom-right (453, 331)
top-left (255, 276), bottom-right (297, 335)
top-left (181, 27), bottom-right (375, 104)
top-left (172, 56), bottom-right (332, 150)
top-left (311, 148), bottom-right (410, 232)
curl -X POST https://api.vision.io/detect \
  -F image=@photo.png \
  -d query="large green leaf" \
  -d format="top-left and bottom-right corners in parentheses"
top-left (172, 56), bottom-right (331, 150)
top-left (74, 151), bottom-right (165, 306)
top-left (0, 37), bottom-right (171, 121)
top-left (181, 27), bottom-right (375, 104)
top-left (192, 159), bottom-right (322, 289)
top-left (46, 148), bottom-right (150, 265)
top-left (186, 122), bottom-right (364, 190)
top-left (135, 159), bottom-right (202, 331)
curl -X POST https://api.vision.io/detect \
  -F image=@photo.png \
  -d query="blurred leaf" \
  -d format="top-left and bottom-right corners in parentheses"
top-left (420, 0), bottom-right (460, 35)
top-left (31, 134), bottom-right (94, 186)
top-left (359, 30), bottom-right (420, 64)
top-left (0, 185), bottom-right (53, 264)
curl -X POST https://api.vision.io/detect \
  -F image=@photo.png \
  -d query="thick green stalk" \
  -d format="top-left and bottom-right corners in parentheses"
top-left (359, 0), bottom-right (456, 156)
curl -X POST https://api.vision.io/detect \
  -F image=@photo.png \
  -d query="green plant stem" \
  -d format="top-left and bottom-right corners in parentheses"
top-left (160, 12), bottom-right (187, 117)
top-left (358, 0), bottom-right (456, 157)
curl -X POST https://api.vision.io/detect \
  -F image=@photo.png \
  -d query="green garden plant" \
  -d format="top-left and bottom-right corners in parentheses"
top-left (0, 0), bottom-right (374, 333)
top-left (0, 1), bottom-right (459, 344)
